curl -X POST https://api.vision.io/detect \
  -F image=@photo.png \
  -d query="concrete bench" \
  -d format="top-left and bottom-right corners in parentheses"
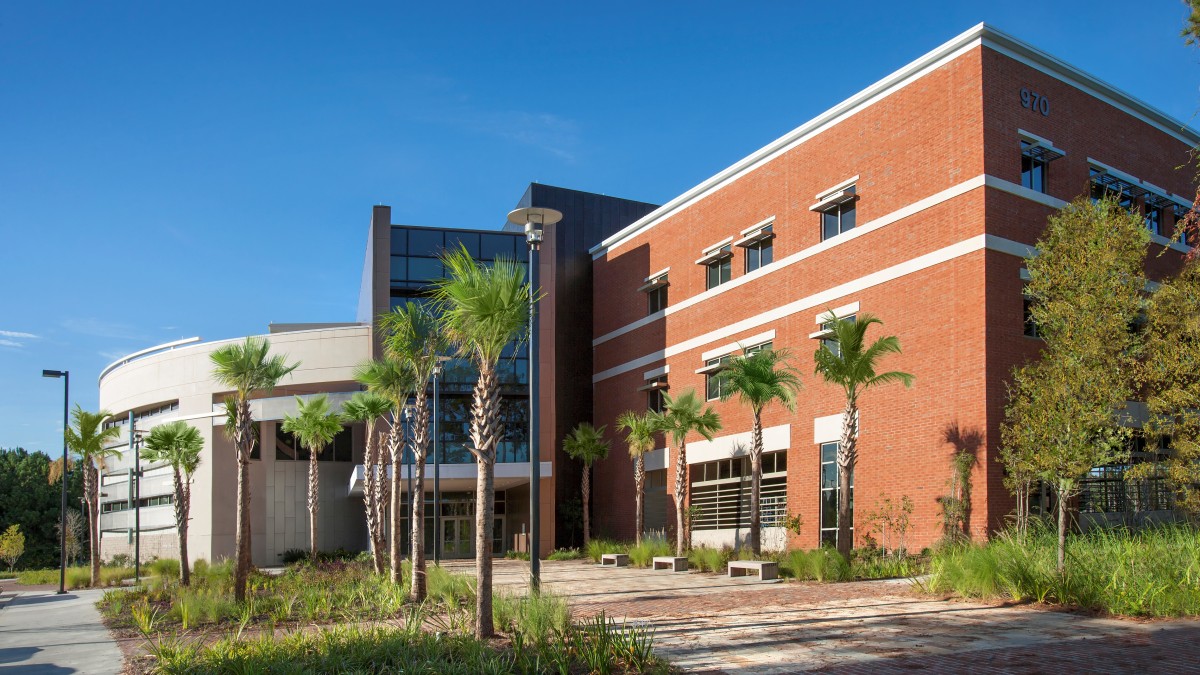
top-left (653, 556), bottom-right (689, 572)
top-left (727, 560), bottom-right (779, 581)
top-left (600, 553), bottom-right (629, 567)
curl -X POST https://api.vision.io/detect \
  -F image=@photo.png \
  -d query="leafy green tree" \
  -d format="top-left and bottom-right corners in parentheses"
top-left (140, 421), bottom-right (203, 585)
top-left (354, 357), bottom-right (415, 585)
top-left (342, 391), bottom-right (394, 574)
top-left (1008, 197), bottom-right (1147, 573)
top-left (281, 395), bottom-right (343, 559)
top-left (720, 348), bottom-right (802, 555)
top-left (814, 314), bottom-right (914, 559)
top-left (562, 423), bottom-right (611, 546)
top-left (210, 337), bottom-right (299, 602)
top-left (64, 406), bottom-right (122, 586)
top-left (1132, 257), bottom-right (1200, 520)
top-left (616, 411), bottom-right (657, 545)
top-left (432, 245), bottom-right (532, 639)
top-left (2, 448), bottom-right (83, 569)
top-left (379, 302), bottom-right (448, 602)
top-left (0, 524), bottom-right (25, 572)
top-left (649, 390), bottom-right (722, 557)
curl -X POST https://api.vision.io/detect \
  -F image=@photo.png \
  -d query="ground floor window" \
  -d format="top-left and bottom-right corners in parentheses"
top-left (819, 442), bottom-right (852, 546)
top-left (644, 469), bottom-right (668, 534)
top-left (689, 452), bottom-right (787, 531)
top-left (1079, 435), bottom-right (1172, 513)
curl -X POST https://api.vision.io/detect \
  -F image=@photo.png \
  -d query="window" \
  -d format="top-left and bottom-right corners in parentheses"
top-left (820, 200), bottom-right (856, 241)
top-left (745, 341), bottom-right (773, 356)
top-left (690, 451), bottom-right (788, 531)
top-left (1080, 434), bottom-right (1171, 513)
top-left (639, 272), bottom-right (669, 315)
top-left (1020, 142), bottom-right (1047, 193)
top-left (1089, 167), bottom-right (1147, 214)
top-left (704, 355), bottom-right (731, 400)
top-left (1174, 204), bottom-right (1193, 246)
top-left (738, 223), bottom-right (774, 273)
top-left (641, 374), bottom-right (668, 413)
top-left (1022, 291), bottom-right (1039, 338)
top-left (816, 315), bottom-right (856, 358)
top-left (276, 424), bottom-right (352, 461)
top-left (705, 247), bottom-right (732, 289)
top-left (819, 442), bottom-right (852, 547)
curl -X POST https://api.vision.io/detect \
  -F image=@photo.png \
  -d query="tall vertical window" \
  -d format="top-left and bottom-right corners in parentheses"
top-left (695, 242), bottom-right (733, 291)
top-left (639, 272), bottom-right (669, 315)
top-left (820, 201), bottom-right (856, 241)
top-left (1175, 204), bottom-right (1193, 246)
top-left (703, 355), bottom-right (731, 400)
top-left (1020, 142), bottom-right (1047, 193)
top-left (641, 375), bottom-right (668, 413)
top-left (1018, 133), bottom-right (1063, 195)
top-left (819, 442), bottom-right (852, 547)
top-left (738, 223), bottom-right (775, 273)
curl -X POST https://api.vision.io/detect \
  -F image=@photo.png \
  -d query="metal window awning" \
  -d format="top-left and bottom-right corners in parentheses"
top-left (695, 246), bottom-right (733, 266)
top-left (637, 379), bottom-right (670, 392)
top-left (809, 187), bottom-right (857, 212)
top-left (735, 227), bottom-right (775, 247)
top-left (636, 277), bottom-right (670, 293)
top-left (1144, 192), bottom-right (1174, 209)
top-left (695, 363), bottom-right (726, 376)
top-left (1091, 168), bottom-right (1148, 198)
top-left (1021, 142), bottom-right (1065, 162)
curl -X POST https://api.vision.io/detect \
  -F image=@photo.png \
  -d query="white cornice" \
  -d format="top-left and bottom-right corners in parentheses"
top-left (588, 23), bottom-right (1200, 260)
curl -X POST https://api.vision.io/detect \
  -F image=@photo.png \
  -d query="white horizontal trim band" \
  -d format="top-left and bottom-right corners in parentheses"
top-left (817, 302), bottom-right (860, 324)
top-left (701, 330), bottom-right (776, 362)
top-left (592, 233), bottom-right (1029, 384)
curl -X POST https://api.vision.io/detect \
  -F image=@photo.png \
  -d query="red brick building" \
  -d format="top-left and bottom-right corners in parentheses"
top-left (586, 23), bottom-right (1198, 552)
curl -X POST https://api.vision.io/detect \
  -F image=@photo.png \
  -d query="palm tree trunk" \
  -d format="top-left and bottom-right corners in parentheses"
top-left (749, 409), bottom-right (764, 557)
top-left (233, 397), bottom-right (253, 603)
top-left (374, 432), bottom-right (388, 574)
top-left (470, 365), bottom-right (500, 639)
top-left (362, 420), bottom-right (380, 574)
top-left (174, 468), bottom-right (190, 585)
top-left (410, 389), bottom-right (430, 602)
top-left (308, 446), bottom-right (320, 559)
top-left (84, 463), bottom-right (99, 587)
top-left (387, 422), bottom-right (403, 585)
top-left (582, 463), bottom-right (591, 546)
top-left (673, 441), bottom-right (688, 557)
top-left (634, 455), bottom-right (645, 546)
top-left (836, 398), bottom-right (858, 560)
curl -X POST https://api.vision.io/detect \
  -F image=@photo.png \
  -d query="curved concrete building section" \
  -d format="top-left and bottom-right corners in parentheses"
top-left (97, 325), bottom-right (372, 567)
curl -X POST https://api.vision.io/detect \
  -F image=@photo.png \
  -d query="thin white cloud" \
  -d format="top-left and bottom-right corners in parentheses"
top-left (0, 339), bottom-right (23, 348)
top-left (0, 330), bottom-right (38, 339)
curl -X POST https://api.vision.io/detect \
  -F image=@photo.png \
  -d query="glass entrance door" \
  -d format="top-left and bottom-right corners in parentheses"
top-left (442, 517), bottom-right (474, 558)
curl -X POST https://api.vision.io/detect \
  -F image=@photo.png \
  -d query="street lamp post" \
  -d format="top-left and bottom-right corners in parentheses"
top-left (507, 206), bottom-right (562, 592)
top-left (42, 369), bottom-right (69, 595)
top-left (432, 359), bottom-right (443, 565)
top-left (404, 405), bottom-right (414, 557)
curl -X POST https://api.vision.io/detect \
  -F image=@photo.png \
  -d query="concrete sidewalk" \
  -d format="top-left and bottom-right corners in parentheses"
top-left (0, 584), bottom-right (123, 675)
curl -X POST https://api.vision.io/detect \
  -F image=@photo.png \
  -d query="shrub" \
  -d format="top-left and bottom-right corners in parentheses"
top-left (504, 550), bottom-right (530, 561)
top-left (547, 547), bottom-right (584, 561)
top-left (687, 546), bottom-right (732, 573)
top-left (584, 538), bottom-right (627, 563)
top-left (147, 558), bottom-right (181, 579)
top-left (493, 590), bottom-right (570, 642)
top-left (628, 537), bottom-right (672, 567)
top-left (779, 548), bottom-right (851, 581)
top-left (280, 549), bottom-right (308, 564)
top-left (926, 524), bottom-right (1200, 616)
top-left (427, 564), bottom-right (474, 608)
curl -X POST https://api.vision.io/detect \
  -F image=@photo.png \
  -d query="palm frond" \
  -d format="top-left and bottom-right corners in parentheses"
top-left (280, 395), bottom-right (344, 455)
top-left (210, 337), bottom-right (300, 398)
top-left (650, 390), bottom-right (723, 447)
top-left (616, 410), bottom-right (657, 459)
top-left (378, 303), bottom-right (447, 383)
top-left (431, 245), bottom-right (534, 367)
top-left (720, 347), bottom-right (802, 414)
top-left (341, 391), bottom-right (394, 423)
top-left (562, 423), bottom-right (610, 466)
top-left (141, 421), bottom-right (204, 476)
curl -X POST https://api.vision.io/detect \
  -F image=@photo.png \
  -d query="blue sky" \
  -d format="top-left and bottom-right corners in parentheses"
top-left (2, 1), bottom-right (1197, 452)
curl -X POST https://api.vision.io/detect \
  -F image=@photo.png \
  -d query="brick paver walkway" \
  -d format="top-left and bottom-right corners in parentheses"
top-left (446, 559), bottom-right (1200, 673)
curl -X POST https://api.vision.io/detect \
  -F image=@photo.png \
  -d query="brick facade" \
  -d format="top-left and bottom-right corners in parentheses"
top-left (588, 29), bottom-right (1196, 552)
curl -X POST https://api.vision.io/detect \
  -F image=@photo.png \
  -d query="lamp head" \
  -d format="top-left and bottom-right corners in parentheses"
top-left (42, 369), bottom-right (65, 379)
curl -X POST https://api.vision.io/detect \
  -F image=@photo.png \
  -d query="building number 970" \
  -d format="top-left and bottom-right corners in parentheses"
top-left (1020, 88), bottom-right (1050, 116)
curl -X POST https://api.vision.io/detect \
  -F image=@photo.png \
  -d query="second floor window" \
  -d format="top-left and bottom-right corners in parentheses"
top-left (1020, 142), bottom-right (1047, 193)
top-left (821, 201), bottom-right (856, 241)
top-left (705, 246), bottom-right (732, 290)
top-left (738, 223), bottom-right (775, 273)
top-left (639, 272), bottom-right (669, 315)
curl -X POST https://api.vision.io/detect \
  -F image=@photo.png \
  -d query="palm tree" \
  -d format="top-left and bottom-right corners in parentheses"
top-left (210, 337), bottom-right (299, 602)
top-left (721, 348), bottom-right (802, 556)
top-left (342, 391), bottom-right (394, 575)
top-left (64, 406), bottom-right (121, 586)
top-left (140, 421), bottom-right (203, 585)
top-left (616, 411), bottom-right (657, 545)
top-left (354, 357), bottom-right (415, 585)
top-left (281, 395), bottom-right (344, 559)
top-left (562, 423), bottom-right (611, 546)
top-left (814, 313), bottom-right (914, 559)
top-left (649, 390), bottom-right (722, 557)
top-left (432, 245), bottom-right (532, 639)
top-left (379, 302), bottom-right (447, 602)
